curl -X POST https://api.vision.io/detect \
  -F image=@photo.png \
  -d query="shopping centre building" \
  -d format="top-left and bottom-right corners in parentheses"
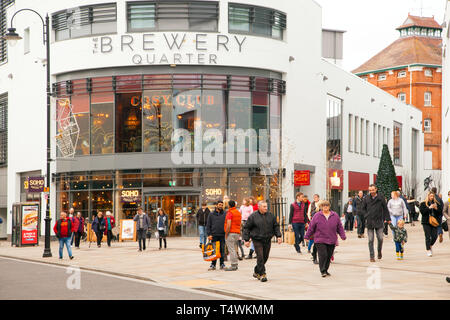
top-left (0, 0), bottom-right (424, 238)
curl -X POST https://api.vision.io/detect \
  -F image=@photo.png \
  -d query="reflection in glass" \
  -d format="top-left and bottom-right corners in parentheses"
top-left (116, 93), bottom-right (142, 153)
top-left (173, 89), bottom-right (201, 152)
top-left (91, 93), bottom-right (114, 154)
top-left (91, 190), bottom-right (113, 217)
top-left (143, 90), bottom-right (173, 152)
top-left (201, 90), bottom-right (225, 150)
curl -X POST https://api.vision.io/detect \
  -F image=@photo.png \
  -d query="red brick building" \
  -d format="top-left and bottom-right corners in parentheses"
top-left (353, 15), bottom-right (442, 170)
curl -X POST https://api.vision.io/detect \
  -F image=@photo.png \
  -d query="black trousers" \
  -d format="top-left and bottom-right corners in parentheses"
top-left (106, 230), bottom-right (113, 246)
top-left (74, 231), bottom-right (83, 248)
top-left (422, 224), bottom-right (438, 250)
top-left (345, 213), bottom-right (354, 231)
top-left (158, 230), bottom-right (167, 248)
top-left (95, 232), bottom-right (103, 246)
top-left (312, 243), bottom-right (318, 261)
top-left (315, 243), bottom-right (335, 274)
top-left (253, 239), bottom-right (272, 276)
top-left (137, 229), bottom-right (147, 250)
top-left (211, 235), bottom-right (225, 266)
top-left (357, 214), bottom-right (365, 235)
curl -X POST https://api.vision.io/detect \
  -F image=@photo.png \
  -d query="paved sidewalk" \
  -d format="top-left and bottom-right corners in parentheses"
top-left (0, 223), bottom-right (449, 300)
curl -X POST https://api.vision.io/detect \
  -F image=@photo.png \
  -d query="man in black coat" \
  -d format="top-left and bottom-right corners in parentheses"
top-left (354, 191), bottom-right (366, 238)
top-left (243, 201), bottom-right (282, 282)
top-left (206, 201), bottom-right (226, 271)
top-left (361, 184), bottom-right (391, 262)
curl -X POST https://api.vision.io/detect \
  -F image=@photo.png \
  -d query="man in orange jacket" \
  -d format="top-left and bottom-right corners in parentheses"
top-left (224, 200), bottom-right (242, 271)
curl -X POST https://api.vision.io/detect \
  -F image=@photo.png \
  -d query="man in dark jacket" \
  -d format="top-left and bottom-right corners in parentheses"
top-left (362, 184), bottom-right (391, 262)
top-left (288, 192), bottom-right (309, 253)
top-left (133, 207), bottom-right (151, 252)
top-left (354, 191), bottom-right (365, 238)
top-left (243, 201), bottom-right (282, 282)
top-left (197, 202), bottom-right (210, 249)
top-left (206, 201), bottom-right (226, 270)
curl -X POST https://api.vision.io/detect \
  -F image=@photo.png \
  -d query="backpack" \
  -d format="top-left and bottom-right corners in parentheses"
top-left (202, 241), bottom-right (221, 262)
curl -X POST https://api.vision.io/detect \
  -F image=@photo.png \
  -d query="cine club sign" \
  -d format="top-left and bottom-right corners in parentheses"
top-left (92, 32), bottom-right (247, 65)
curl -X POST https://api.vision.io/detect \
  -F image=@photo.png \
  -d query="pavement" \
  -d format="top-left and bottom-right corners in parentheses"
top-left (0, 223), bottom-right (449, 300)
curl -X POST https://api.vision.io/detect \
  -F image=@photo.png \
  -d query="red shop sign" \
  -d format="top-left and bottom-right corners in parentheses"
top-left (294, 170), bottom-right (310, 186)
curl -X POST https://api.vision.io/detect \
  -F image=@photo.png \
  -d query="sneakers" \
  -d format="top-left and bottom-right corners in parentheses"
top-left (446, 277), bottom-right (450, 283)
top-left (253, 272), bottom-right (261, 280)
top-left (220, 264), bottom-right (226, 270)
top-left (427, 250), bottom-right (433, 257)
top-left (69, 256), bottom-right (74, 260)
top-left (377, 253), bottom-right (382, 260)
top-left (321, 273), bottom-right (327, 277)
top-left (224, 265), bottom-right (238, 271)
top-left (326, 272), bottom-right (331, 276)
top-left (370, 257), bottom-right (375, 262)
top-left (260, 274), bottom-right (267, 282)
top-left (208, 265), bottom-right (216, 271)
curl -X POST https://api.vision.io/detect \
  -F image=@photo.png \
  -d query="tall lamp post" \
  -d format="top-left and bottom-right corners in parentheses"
top-left (4, 10), bottom-right (52, 257)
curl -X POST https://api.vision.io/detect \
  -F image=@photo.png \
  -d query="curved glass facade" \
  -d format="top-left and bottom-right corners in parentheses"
top-left (55, 73), bottom-right (284, 157)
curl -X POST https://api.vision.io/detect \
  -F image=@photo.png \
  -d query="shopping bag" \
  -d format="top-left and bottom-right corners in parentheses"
top-left (202, 241), bottom-right (221, 261)
top-left (285, 231), bottom-right (295, 245)
top-left (340, 217), bottom-right (346, 227)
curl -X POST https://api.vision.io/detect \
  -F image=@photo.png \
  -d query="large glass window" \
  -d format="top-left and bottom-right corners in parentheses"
top-left (201, 90), bottom-right (226, 150)
top-left (115, 93), bottom-right (142, 153)
top-left (229, 3), bottom-right (286, 40)
top-left (327, 95), bottom-right (342, 162)
top-left (393, 122), bottom-right (402, 165)
top-left (52, 3), bottom-right (117, 41)
top-left (127, 1), bottom-right (219, 32)
top-left (91, 92), bottom-right (114, 154)
top-left (173, 88), bottom-right (201, 152)
top-left (143, 90), bottom-right (173, 152)
top-left (71, 95), bottom-right (90, 155)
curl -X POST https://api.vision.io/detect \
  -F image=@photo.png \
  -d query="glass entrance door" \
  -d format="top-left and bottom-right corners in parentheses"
top-left (144, 193), bottom-right (200, 237)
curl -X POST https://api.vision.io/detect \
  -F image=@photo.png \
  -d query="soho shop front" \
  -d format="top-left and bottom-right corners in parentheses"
top-left (54, 66), bottom-right (285, 237)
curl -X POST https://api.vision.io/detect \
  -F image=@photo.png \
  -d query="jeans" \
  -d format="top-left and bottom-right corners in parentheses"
top-left (345, 213), bottom-right (354, 231)
top-left (106, 230), bottom-right (113, 246)
top-left (210, 235), bottom-right (225, 267)
top-left (390, 215), bottom-right (404, 237)
top-left (226, 233), bottom-right (240, 266)
top-left (308, 239), bottom-right (314, 251)
top-left (137, 229), bottom-right (147, 250)
top-left (315, 243), bottom-right (335, 274)
top-left (253, 238), bottom-right (272, 276)
top-left (394, 241), bottom-right (404, 253)
top-left (356, 214), bottom-right (365, 235)
top-left (58, 237), bottom-right (73, 259)
top-left (292, 223), bottom-right (305, 252)
top-left (70, 233), bottom-right (75, 246)
top-left (422, 224), bottom-right (438, 250)
top-left (198, 225), bottom-right (207, 245)
top-left (367, 228), bottom-right (384, 258)
top-left (437, 226), bottom-right (443, 236)
top-left (95, 232), bottom-right (103, 246)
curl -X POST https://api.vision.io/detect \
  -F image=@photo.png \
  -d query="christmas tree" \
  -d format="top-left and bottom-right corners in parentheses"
top-left (376, 144), bottom-right (399, 200)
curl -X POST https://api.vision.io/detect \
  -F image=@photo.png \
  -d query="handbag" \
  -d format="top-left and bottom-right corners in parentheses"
top-left (429, 209), bottom-right (439, 227)
top-left (442, 221), bottom-right (449, 232)
top-left (202, 241), bottom-right (221, 261)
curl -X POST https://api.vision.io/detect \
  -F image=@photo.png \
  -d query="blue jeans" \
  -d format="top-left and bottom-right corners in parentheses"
top-left (308, 239), bottom-right (314, 251)
top-left (198, 226), bottom-right (207, 245)
top-left (59, 237), bottom-right (73, 259)
top-left (394, 241), bottom-right (403, 253)
top-left (390, 215), bottom-right (404, 237)
top-left (437, 226), bottom-right (443, 235)
top-left (292, 223), bottom-right (305, 252)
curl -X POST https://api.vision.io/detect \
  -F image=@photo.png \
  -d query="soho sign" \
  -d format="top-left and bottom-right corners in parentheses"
top-left (92, 33), bottom-right (247, 65)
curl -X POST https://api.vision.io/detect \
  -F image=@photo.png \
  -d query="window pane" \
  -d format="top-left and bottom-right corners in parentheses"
top-left (201, 90), bottom-right (226, 149)
top-left (173, 89), bottom-right (201, 152)
top-left (70, 23), bottom-right (91, 38)
top-left (92, 21), bottom-right (117, 34)
top-left (91, 93), bottom-right (114, 154)
top-left (252, 91), bottom-right (269, 152)
top-left (158, 3), bottom-right (189, 30)
top-left (115, 93), bottom-right (142, 153)
top-left (189, 18), bottom-right (217, 31)
top-left (228, 91), bottom-right (251, 130)
top-left (143, 90), bottom-right (173, 152)
top-left (128, 3), bottom-right (156, 30)
top-left (229, 6), bottom-right (250, 32)
top-left (91, 190), bottom-right (113, 216)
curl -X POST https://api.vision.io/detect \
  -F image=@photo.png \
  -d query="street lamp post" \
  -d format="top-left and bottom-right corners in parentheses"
top-left (4, 9), bottom-right (52, 257)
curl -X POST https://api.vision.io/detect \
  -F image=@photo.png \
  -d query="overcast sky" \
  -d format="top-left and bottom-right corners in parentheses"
top-left (315, 0), bottom-right (447, 72)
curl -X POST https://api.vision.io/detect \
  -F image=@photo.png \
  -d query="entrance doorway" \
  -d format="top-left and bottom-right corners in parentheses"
top-left (144, 194), bottom-right (199, 237)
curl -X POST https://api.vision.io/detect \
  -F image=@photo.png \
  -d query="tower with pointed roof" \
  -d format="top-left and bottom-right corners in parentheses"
top-left (353, 14), bottom-right (442, 171)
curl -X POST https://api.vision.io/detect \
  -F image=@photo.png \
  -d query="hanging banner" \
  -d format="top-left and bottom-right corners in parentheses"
top-left (21, 204), bottom-right (39, 245)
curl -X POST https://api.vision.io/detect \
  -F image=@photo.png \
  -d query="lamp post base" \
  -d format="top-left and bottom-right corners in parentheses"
top-left (42, 216), bottom-right (52, 258)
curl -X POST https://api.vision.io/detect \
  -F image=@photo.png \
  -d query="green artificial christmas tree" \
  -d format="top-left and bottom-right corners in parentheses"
top-left (376, 144), bottom-right (399, 200)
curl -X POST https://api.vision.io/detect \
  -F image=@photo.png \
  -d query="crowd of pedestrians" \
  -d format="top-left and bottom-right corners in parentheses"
top-left (49, 185), bottom-right (449, 284)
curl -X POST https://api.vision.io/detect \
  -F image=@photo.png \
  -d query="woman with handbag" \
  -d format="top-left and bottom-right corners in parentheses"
top-left (157, 209), bottom-right (169, 250)
top-left (91, 211), bottom-right (106, 248)
top-left (419, 192), bottom-right (443, 257)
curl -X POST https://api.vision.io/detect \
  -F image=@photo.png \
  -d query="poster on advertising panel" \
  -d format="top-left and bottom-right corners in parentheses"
top-left (119, 219), bottom-right (136, 242)
top-left (21, 204), bottom-right (39, 245)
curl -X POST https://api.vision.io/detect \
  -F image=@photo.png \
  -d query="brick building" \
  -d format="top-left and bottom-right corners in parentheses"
top-left (353, 15), bottom-right (442, 171)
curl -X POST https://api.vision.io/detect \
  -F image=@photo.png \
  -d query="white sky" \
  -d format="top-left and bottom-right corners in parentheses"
top-left (314, 0), bottom-right (447, 72)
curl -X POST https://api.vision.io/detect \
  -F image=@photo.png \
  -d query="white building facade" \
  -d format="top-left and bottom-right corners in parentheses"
top-left (0, 0), bottom-right (424, 239)
top-left (442, 0), bottom-right (450, 197)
